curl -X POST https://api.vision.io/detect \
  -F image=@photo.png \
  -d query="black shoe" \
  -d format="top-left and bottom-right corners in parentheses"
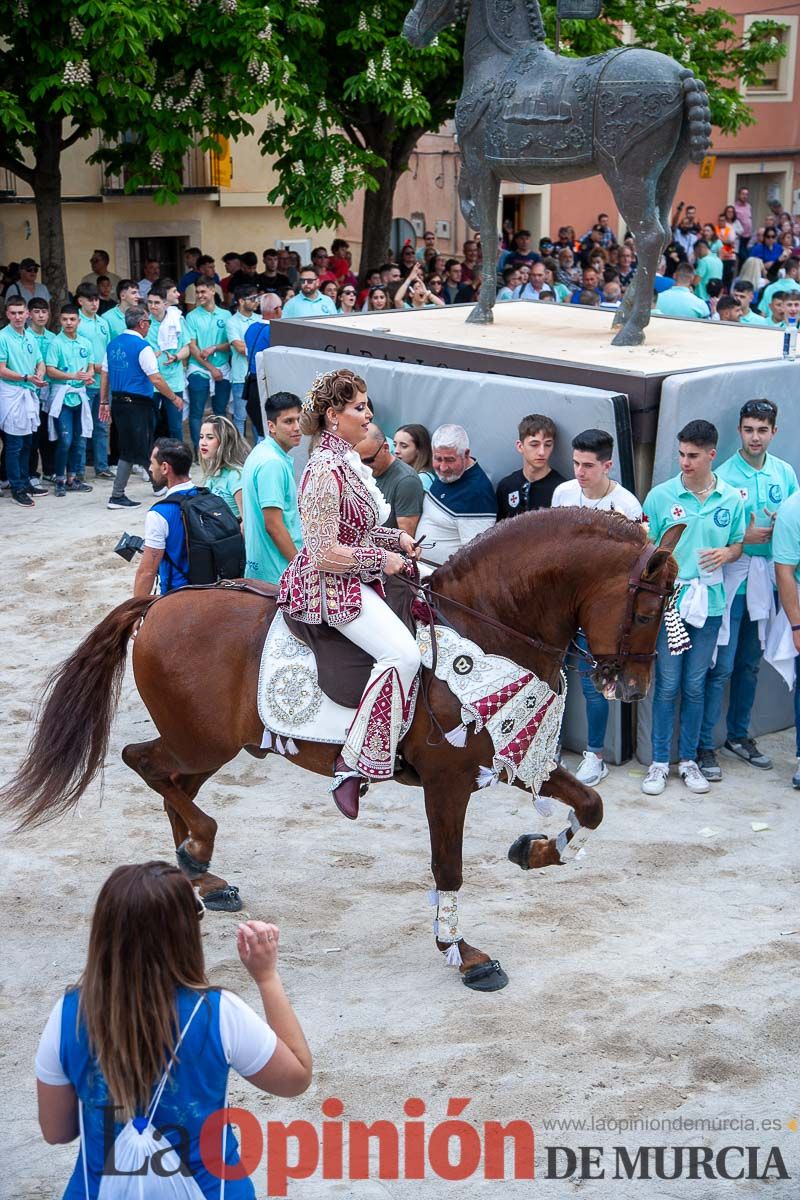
top-left (724, 737), bottom-right (772, 769)
top-left (107, 494), bottom-right (141, 509)
top-left (697, 747), bottom-right (722, 782)
top-left (27, 484), bottom-right (49, 497)
top-left (66, 480), bottom-right (93, 493)
top-left (11, 489), bottom-right (34, 507)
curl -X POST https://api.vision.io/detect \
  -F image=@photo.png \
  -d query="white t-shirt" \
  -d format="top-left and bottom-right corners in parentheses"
top-left (101, 331), bottom-right (158, 377)
top-left (143, 480), bottom-right (196, 549)
top-left (551, 477), bottom-right (643, 520)
top-left (36, 989), bottom-right (277, 1085)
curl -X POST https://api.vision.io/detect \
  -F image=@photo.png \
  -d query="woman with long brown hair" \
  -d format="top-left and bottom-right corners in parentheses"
top-left (277, 368), bottom-right (421, 820)
top-left (36, 862), bottom-right (311, 1198)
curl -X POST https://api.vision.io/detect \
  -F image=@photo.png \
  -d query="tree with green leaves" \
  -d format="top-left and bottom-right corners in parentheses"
top-left (263, 0), bottom-right (784, 272)
top-left (0, 0), bottom-right (284, 303)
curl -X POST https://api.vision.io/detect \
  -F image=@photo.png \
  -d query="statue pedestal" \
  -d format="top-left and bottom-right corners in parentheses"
top-left (273, 300), bottom-right (783, 445)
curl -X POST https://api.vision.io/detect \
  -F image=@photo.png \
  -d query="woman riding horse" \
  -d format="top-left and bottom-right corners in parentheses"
top-left (277, 369), bottom-right (421, 819)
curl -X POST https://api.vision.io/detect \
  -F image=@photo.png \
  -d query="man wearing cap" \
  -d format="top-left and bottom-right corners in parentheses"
top-left (5, 258), bottom-right (51, 304)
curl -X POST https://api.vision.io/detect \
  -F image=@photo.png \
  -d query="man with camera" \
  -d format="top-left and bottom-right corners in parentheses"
top-left (100, 306), bottom-right (183, 510)
top-left (132, 439), bottom-right (196, 597)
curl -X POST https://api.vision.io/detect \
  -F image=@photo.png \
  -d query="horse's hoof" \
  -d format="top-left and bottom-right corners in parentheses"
top-left (466, 307), bottom-right (493, 325)
top-left (461, 959), bottom-right (509, 992)
top-left (611, 326), bottom-right (645, 347)
top-left (508, 832), bottom-right (547, 870)
top-left (176, 839), bottom-right (210, 878)
top-left (202, 885), bottom-right (242, 912)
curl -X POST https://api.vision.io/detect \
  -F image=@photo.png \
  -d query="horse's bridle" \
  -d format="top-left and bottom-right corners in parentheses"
top-left (589, 542), bottom-right (676, 669)
top-left (410, 540), bottom-right (674, 673)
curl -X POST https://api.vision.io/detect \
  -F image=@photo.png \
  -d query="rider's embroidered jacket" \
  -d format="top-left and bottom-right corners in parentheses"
top-left (277, 431), bottom-right (403, 626)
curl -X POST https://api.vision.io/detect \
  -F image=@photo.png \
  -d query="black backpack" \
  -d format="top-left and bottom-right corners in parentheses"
top-left (156, 488), bottom-right (245, 586)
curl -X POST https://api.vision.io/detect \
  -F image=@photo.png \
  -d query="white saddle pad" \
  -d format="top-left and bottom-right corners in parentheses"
top-left (258, 611), bottom-right (357, 746)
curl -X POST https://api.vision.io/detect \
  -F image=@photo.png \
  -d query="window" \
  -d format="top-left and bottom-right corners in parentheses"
top-left (743, 15), bottom-right (798, 102)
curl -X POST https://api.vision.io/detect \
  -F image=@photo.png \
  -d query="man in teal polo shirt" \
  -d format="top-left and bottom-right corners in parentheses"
top-left (226, 284), bottom-right (260, 436)
top-left (147, 285), bottom-right (190, 441)
top-left (732, 280), bottom-right (768, 327)
top-left (103, 279), bottom-right (141, 339)
top-left (75, 283), bottom-right (112, 477)
top-left (44, 304), bottom-right (96, 497)
top-left (692, 240), bottom-right (723, 302)
top-left (185, 279), bottom-right (231, 455)
top-left (282, 268), bottom-right (337, 319)
top-left (697, 399), bottom-right (798, 781)
top-left (0, 294), bottom-right (47, 506)
top-left (241, 391), bottom-right (303, 584)
top-left (655, 263), bottom-right (710, 320)
top-left (772, 492), bottom-right (800, 788)
top-left (641, 420), bottom-right (746, 797)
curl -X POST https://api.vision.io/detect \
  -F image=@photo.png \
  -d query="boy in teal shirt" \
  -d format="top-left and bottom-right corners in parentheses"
top-left (641, 420), bottom-right (745, 797)
top-left (27, 298), bottom-right (56, 483)
top-left (241, 391), bottom-right (303, 584)
top-left (226, 284), bottom-right (260, 436)
top-left (698, 399), bottom-right (797, 780)
top-left (185, 279), bottom-right (231, 454)
top-left (147, 285), bottom-right (190, 440)
top-left (44, 304), bottom-right (95, 496)
top-left (75, 283), bottom-right (112, 477)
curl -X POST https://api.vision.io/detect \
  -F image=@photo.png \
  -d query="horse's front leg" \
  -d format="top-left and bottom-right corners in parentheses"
top-left (508, 765), bottom-right (603, 871)
top-left (464, 163), bottom-right (499, 325)
top-left (423, 768), bottom-right (509, 991)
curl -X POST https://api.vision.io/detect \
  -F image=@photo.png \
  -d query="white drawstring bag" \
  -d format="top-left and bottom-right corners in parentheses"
top-left (79, 996), bottom-right (227, 1199)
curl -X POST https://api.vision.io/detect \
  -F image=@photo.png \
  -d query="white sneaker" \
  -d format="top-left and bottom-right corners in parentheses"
top-left (575, 751), bottom-right (608, 786)
top-left (642, 762), bottom-right (669, 795)
top-left (132, 464), bottom-right (149, 480)
top-left (679, 760), bottom-right (710, 794)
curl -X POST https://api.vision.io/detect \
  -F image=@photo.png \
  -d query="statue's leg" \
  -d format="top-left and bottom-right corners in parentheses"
top-left (607, 170), bottom-right (665, 347)
top-left (465, 166), bottom-right (499, 324)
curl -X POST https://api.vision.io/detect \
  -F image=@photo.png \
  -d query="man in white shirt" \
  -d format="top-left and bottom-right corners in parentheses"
top-left (552, 428), bottom-right (642, 788)
top-left (137, 259), bottom-right (161, 300)
top-left (415, 424), bottom-right (497, 566)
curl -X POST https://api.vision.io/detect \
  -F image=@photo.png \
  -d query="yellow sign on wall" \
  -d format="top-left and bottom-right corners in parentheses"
top-left (699, 155), bottom-right (717, 180)
top-left (210, 136), bottom-right (232, 188)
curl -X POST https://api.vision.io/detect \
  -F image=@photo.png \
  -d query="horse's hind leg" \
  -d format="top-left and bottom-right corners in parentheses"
top-left (122, 739), bottom-right (241, 910)
top-left (607, 168), bottom-right (666, 347)
top-left (508, 766), bottom-right (603, 871)
top-left (424, 773), bottom-right (509, 992)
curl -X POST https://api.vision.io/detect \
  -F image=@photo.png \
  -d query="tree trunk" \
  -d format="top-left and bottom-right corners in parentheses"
top-left (32, 118), bottom-right (69, 315)
top-left (357, 124), bottom-right (423, 281)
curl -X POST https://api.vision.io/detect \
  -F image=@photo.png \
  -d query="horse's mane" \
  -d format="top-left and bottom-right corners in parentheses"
top-left (432, 506), bottom-right (647, 588)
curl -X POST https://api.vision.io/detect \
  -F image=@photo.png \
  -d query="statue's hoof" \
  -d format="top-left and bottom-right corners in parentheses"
top-left (466, 307), bottom-right (494, 325)
top-left (611, 326), bottom-right (645, 347)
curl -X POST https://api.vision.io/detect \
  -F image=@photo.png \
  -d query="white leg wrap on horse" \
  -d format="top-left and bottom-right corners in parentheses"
top-left (556, 806), bottom-right (591, 863)
top-left (428, 889), bottom-right (463, 966)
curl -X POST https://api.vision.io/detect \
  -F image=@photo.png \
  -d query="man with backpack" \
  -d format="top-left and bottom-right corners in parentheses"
top-left (133, 438), bottom-right (244, 596)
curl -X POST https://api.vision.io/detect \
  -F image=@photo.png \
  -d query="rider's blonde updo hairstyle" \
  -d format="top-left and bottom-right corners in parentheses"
top-left (300, 368), bottom-right (368, 437)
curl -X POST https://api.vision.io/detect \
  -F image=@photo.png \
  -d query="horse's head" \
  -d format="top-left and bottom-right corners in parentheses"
top-left (403, 0), bottom-right (463, 46)
top-left (578, 525), bottom-right (685, 704)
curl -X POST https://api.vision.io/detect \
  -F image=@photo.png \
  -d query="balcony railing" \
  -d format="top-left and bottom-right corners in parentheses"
top-left (102, 145), bottom-right (220, 196)
top-left (0, 169), bottom-right (18, 197)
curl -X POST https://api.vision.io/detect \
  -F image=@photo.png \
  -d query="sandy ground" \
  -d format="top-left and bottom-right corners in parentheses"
top-left (1, 475), bottom-right (798, 1199)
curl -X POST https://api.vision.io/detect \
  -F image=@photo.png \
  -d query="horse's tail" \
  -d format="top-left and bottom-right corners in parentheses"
top-left (1, 596), bottom-right (157, 829)
top-left (680, 69), bottom-right (712, 165)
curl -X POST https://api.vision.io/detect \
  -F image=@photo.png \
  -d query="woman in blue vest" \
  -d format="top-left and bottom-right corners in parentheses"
top-left (35, 861), bottom-right (312, 1198)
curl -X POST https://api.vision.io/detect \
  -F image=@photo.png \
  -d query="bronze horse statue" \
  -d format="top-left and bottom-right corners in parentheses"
top-left (3, 510), bottom-right (681, 991)
top-left (403, 0), bottom-right (712, 346)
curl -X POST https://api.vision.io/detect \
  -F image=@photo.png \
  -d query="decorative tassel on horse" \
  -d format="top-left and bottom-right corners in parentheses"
top-left (445, 724), bottom-right (468, 748)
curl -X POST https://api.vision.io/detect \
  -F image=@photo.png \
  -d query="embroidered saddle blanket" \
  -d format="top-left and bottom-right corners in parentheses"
top-left (258, 611), bottom-right (566, 793)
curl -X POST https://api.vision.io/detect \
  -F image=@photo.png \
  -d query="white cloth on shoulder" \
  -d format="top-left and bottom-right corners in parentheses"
top-left (157, 305), bottom-right (182, 351)
top-left (677, 566), bottom-right (723, 628)
top-left (47, 383), bottom-right (93, 442)
top-left (764, 580), bottom-right (800, 690)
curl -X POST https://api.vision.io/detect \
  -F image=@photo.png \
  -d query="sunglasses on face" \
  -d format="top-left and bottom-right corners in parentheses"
top-left (300, 277), bottom-right (317, 284)
top-left (361, 444), bottom-right (385, 465)
top-left (341, 289), bottom-right (356, 295)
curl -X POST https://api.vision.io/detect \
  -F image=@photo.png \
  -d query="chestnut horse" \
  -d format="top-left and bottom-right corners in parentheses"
top-left (3, 509), bottom-right (680, 990)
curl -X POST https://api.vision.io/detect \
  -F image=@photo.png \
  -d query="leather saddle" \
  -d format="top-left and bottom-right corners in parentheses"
top-left (252, 576), bottom-right (418, 709)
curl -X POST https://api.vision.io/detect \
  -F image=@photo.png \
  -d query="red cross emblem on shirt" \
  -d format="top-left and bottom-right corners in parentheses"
top-left (670, 505), bottom-right (686, 519)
